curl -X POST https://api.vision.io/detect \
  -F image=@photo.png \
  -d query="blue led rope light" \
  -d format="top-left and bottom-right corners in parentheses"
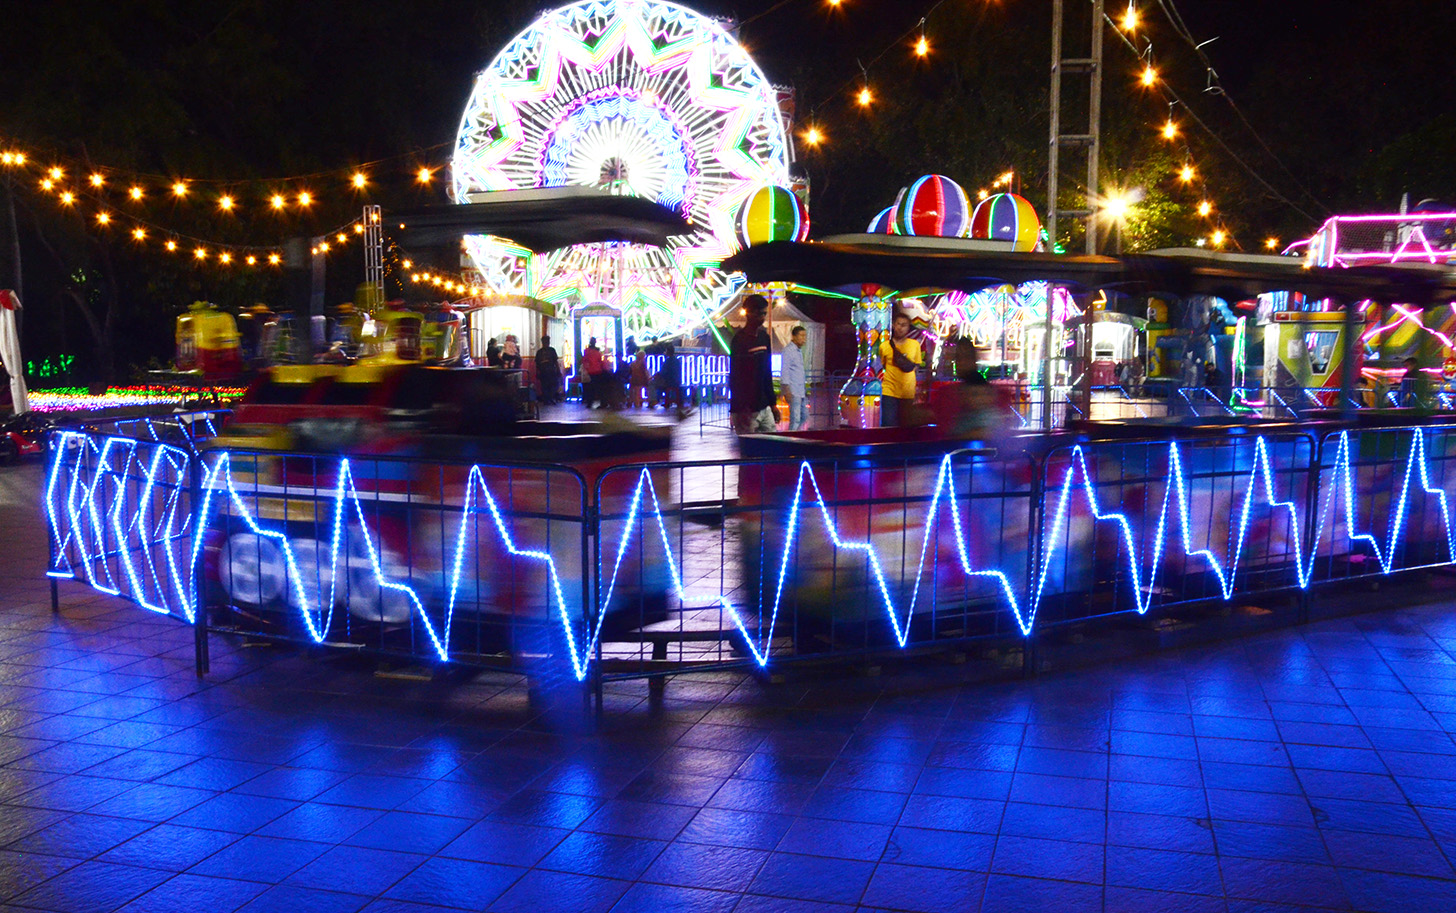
top-left (46, 429), bottom-right (1456, 678)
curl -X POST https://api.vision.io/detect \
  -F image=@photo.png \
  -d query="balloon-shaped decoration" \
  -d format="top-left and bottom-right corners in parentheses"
top-left (893, 174), bottom-right (972, 237)
top-left (867, 206), bottom-right (894, 234)
top-left (734, 185), bottom-right (809, 248)
top-left (970, 192), bottom-right (1041, 252)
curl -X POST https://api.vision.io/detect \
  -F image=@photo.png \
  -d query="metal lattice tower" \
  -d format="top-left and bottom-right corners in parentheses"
top-left (1047, 0), bottom-right (1104, 255)
top-left (363, 204), bottom-right (384, 309)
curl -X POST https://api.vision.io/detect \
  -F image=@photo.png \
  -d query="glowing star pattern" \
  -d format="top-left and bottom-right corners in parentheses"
top-left (47, 430), bottom-right (1456, 680)
top-left (452, 0), bottom-right (791, 336)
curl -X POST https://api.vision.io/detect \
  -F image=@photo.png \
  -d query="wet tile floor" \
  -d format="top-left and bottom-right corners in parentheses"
top-left (6, 459), bottom-right (1456, 912)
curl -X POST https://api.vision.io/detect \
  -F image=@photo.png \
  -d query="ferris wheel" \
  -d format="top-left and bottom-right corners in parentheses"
top-left (452, 0), bottom-right (792, 336)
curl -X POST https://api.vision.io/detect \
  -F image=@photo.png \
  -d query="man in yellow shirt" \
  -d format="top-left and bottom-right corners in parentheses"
top-left (878, 312), bottom-right (923, 426)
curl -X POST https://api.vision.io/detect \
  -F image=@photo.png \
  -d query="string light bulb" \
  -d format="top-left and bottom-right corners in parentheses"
top-left (89, 173), bottom-right (105, 188)
top-left (194, 247), bottom-right (207, 260)
top-left (95, 212), bottom-right (111, 226)
top-left (416, 167), bottom-right (434, 184)
top-left (857, 85), bottom-right (873, 106)
top-left (39, 179), bottom-right (53, 191)
top-left (131, 228), bottom-right (146, 241)
top-left (270, 193), bottom-right (287, 210)
top-left (218, 195), bottom-right (235, 212)
top-left (245, 255), bottom-right (256, 265)
top-left (129, 186), bottom-right (144, 200)
top-left (1266, 237), bottom-right (1280, 250)
top-left (1140, 65), bottom-right (1157, 87)
top-left (297, 191), bottom-right (312, 207)
top-left (801, 126), bottom-right (824, 147)
top-left (1179, 164), bottom-right (1195, 182)
top-left (336, 233), bottom-right (347, 244)
top-left (218, 252), bottom-right (232, 265)
top-left (165, 240), bottom-right (177, 252)
top-left (11, 153), bottom-right (24, 166)
top-left (1121, 4), bottom-right (1139, 30)
top-left (353, 224), bottom-right (364, 234)
top-left (914, 35), bottom-right (929, 57)
top-left (172, 181), bottom-right (188, 198)
top-left (48, 166), bottom-right (64, 181)
top-left (1211, 229), bottom-right (1226, 247)
top-left (1198, 200), bottom-right (1213, 217)
top-left (402, 259), bottom-right (413, 269)
top-left (351, 172), bottom-right (368, 189)
top-left (267, 253), bottom-right (281, 265)
top-left (1161, 119), bottom-right (1179, 140)
top-left (59, 191), bottom-right (75, 206)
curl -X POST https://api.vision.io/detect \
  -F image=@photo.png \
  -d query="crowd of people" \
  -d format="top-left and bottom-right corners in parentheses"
top-left (483, 297), bottom-right (999, 437)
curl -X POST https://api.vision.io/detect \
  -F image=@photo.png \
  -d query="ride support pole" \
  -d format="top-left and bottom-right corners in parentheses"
top-left (190, 453), bottom-right (210, 677)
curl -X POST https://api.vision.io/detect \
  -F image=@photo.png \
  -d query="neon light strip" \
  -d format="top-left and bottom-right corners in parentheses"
top-left (47, 429), bottom-right (1456, 677)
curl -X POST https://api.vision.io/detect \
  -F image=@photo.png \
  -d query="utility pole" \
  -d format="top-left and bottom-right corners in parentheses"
top-left (1046, 0), bottom-right (1104, 429)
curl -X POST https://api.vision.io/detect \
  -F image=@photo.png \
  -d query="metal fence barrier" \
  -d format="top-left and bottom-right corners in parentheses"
top-left (43, 421), bottom-right (1456, 688)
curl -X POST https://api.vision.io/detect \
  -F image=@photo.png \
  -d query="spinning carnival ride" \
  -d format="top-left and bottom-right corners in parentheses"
top-left (451, 0), bottom-right (793, 338)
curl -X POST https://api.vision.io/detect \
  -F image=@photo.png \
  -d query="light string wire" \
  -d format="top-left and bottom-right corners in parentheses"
top-left (1152, 0), bottom-right (1329, 215)
top-left (47, 428), bottom-right (1456, 679)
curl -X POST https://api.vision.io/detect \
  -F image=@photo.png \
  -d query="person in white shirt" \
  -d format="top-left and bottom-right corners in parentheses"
top-left (781, 325), bottom-right (808, 430)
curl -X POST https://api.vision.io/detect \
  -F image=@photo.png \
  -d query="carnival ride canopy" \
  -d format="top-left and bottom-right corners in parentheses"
top-left (394, 186), bottom-right (690, 252)
top-left (723, 240), bottom-right (1456, 307)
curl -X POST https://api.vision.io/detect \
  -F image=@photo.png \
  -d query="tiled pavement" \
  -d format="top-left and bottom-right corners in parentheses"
top-left (6, 461), bottom-right (1456, 912)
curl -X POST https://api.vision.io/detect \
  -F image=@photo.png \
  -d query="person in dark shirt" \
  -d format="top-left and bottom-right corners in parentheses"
top-left (730, 294), bottom-right (777, 434)
top-left (535, 335), bottom-right (561, 404)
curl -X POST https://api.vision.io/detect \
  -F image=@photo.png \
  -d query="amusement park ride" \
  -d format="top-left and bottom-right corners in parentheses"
top-left (40, 0), bottom-right (1456, 699)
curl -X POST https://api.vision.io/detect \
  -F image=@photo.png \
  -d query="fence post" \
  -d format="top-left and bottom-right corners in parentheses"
top-left (190, 451), bottom-right (210, 677)
top-left (587, 476), bottom-right (603, 713)
top-left (1299, 433), bottom-right (1324, 625)
top-left (1022, 452), bottom-right (1046, 677)
top-left (47, 431), bottom-right (60, 614)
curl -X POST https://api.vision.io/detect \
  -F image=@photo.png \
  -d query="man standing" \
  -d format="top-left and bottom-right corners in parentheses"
top-left (730, 295), bottom-right (777, 434)
top-left (582, 337), bottom-right (605, 408)
top-left (781, 324), bottom-right (808, 431)
top-left (878, 312), bottom-right (922, 426)
top-left (535, 334), bottom-right (560, 404)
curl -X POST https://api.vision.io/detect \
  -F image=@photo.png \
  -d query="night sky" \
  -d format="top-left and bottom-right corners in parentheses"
top-left (0, 0), bottom-right (1452, 372)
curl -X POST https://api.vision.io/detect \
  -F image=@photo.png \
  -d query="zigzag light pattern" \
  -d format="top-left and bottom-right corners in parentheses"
top-left (46, 428), bottom-right (1456, 679)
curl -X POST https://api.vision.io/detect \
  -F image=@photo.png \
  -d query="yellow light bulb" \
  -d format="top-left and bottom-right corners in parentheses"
top-left (1140, 65), bottom-right (1157, 87)
top-left (129, 186), bottom-right (144, 200)
top-left (132, 228), bottom-right (146, 241)
top-left (1121, 5), bottom-right (1139, 30)
top-left (353, 224), bottom-right (364, 234)
top-left (402, 259), bottom-right (413, 269)
top-left (1179, 165), bottom-right (1195, 182)
top-left (219, 252), bottom-right (232, 265)
top-left (245, 255), bottom-right (257, 265)
top-left (48, 166), bottom-right (63, 181)
top-left (297, 191), bottom-right (312, 207)
top-left (268, 253), bottom-right (281, 265)
top-left (336, 233), bottom-right (347, 244)
top-left (857, 86), bottom-right (873, 106)
top-left (59, 191), bottom-right (75, 206)
top-left (319, 241), bottom-right (330, 252)
top-left (270, 193), bottom-right (287, 210)
top-left (194, 247), bottom-right (207, 260)
top-left (802, 127), bottom-right (823, 147)
top-left (1211, 230), bottom-right (1226, 247)
top-left (218, 195), bottom-right (235, 211)
top-left (89, 173), bottom-right (105, 187)
top-left (1161, 119), bottom-right (1178, 140)
top-left (351, 172), bottom-right (368, 189)
top-left (95, 212), bottom-right (110, 225)
top-left (39, 179), bottom-right (53, 191)
top-left (1198, 200), bottom-right (1213, 217)
top-left (1266, 237), bottom-right (1279, 250)
top-left (914, 36), bottom-right (929, 57)
top-left (12, 153), bottom-right (24, 165)
top-left (165, 240), bottom-right (177, 252)
top-left (172, 181), bottom-right (188, 197)
top-left (416, 167), bottom-right (434, 184)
